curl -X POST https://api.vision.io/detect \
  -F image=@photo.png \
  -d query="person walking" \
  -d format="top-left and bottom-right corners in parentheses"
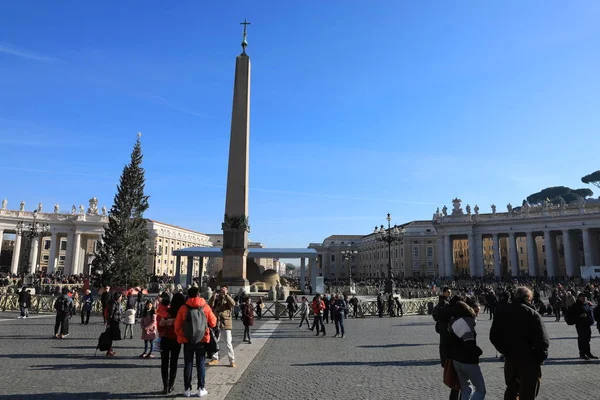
top-left (377, 293), bottom-right (384, 318)
top-left (140, 300), bottom-right (157, 358)
top-left (568, 292), bottom-right (597, 360)
top-left (394, 295), bottom-right (404, 317)
top-left (100, 286), bottom-right (111, 324)
top-left (122, 305), bottom-right (136, 339)
top-left (137, 289), bottom-right (145, 318)
top-left (18, 287), bottom-right (31, 319)
top-left (433, 287), bottom-right (460, 400)
top-left (208, 285), bottom-right (236, 368)
top-left (80, 289), bottom-right (93, 325)
top-left (53, 287), bottom-right (73, 339)
top-left (349, 295), bottom-right (359, 318)
top-left (332, 294), bottom-right (346, 338)
top-left (449, 295), bottom-right (486, 400)
top-left (256, 297), bottom-right (264, 319)
top-left (158, 293), bottom-right (185, 394)
top-left (490, 286), bottom-right (549, 400)
top-left (242, 297), bottom-right (254, 344)
top-left (105, 292), bottom-right (123, 356)
top-left (323, 294), bottom-right (331, 324)
top-left (286, 293), bottom-right (297, 320)
top-left (311, 294), bottom-right (326, 336)
top-left (297, 296), bottom-right (311, 329)
top-left (175, 286), bottom-right (217, 398)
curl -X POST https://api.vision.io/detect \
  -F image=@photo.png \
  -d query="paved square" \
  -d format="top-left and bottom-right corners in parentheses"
top-left (1, 311), bottom-right (599, 399)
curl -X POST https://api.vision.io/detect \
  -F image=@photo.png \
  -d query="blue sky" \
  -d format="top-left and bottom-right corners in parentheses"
top-left (1, 2), bottom-right (600, 250)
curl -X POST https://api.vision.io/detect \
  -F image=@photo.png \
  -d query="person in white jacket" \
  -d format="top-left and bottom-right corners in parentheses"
top-left (298, 297), bottom-right (311, 329)
top-left (122, 305), bottom-right (136, 339)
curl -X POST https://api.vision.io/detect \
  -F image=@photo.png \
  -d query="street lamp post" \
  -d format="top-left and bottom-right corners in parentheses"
top-left (16, 210), bottom-right (50, 275)
top-left (341, 246), bottom-right (357, 284)
top-left (374, 213), bottom-right (405, 294)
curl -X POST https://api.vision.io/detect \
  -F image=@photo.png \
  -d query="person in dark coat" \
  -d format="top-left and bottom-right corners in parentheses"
top-left (242, 297), bottom-right (254, 344)
top-left (490, 287), bottom-right (549, 400)
top-left (433, 287), bottom-right (459, 400)
top-left (376, 293), bottom-right (384, 318)
top-left (100, 286), bottom-right (111, 323)
top-left (569, 293), bottom-right (597, 360)
top-left (80, 289), bottom-right (94, 325)
top-left (105, 292), bottom-right (123, 356)
top-left (18, 287), bottom-right (31, 319)
top-left (53, 287), bottom-right (73, 339)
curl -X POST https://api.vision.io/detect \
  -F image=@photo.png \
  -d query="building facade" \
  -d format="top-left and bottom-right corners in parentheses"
top-left (433, 198), bottom-right (600, 277)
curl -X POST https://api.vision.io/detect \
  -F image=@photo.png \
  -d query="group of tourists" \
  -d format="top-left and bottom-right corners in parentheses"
top-left (434, 281), bottom-right (600, 399)
top-left (98, 284), bottom-right (245, 397)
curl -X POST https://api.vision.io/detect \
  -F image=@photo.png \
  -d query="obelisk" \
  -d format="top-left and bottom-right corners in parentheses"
top-left (221, 20), bottom-right (252, 292)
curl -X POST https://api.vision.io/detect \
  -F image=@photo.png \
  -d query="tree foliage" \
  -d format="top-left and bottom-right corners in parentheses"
top-left (526, 186), bottom-right (593, 206)
top-left (92, 137), bottom-right (150, 288)
top-left (582, 170), bottom-right (600, 190)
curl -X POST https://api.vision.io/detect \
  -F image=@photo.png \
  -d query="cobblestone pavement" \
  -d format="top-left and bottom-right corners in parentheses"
top-left (2, 311), bottom-right (600, 399)
top-left (226, 313), bottom-right (600, 400)
top-left (0, 312), bottom-right (268, 400)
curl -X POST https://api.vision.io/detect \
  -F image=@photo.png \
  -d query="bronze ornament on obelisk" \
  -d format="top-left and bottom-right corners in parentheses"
top-left (221, 20), bottom-right (252, 292)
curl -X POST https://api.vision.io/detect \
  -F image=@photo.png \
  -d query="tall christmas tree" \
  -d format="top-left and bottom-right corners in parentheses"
top-left (92, 134), bottom-right (150, 288)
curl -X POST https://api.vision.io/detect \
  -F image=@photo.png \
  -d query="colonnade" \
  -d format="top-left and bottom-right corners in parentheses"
top-left (439, 228), bottom-right (600, 277)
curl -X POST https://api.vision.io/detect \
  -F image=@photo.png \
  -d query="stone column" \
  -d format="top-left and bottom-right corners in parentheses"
top-left (64, 232), bottom-right (75, 275)
top-left (562, 230), bottom-right (575, 276)
top-left (47, 231), bottom-right (59, 274)
top-left (174, 255), bottom-right (182, 285)
top-left (186, 256), bottom-right (194, 287)
top-left (11, 234), bottom-right (22, 274)
top-left (492, 234), bottom-right (501, 277)
top-left (71, 233), bottom-right (81, 275)
top-left (436, 236), bottom-right (444, 276)
top-left (29, 237), bottom-right (40, 273)
top-left (526, 232), bottom-right (538, 276)
top-left (198, 257), bottom-right (205, 282)
top-left (508, 233), bottom-right (519, 276)
top-left (475, 234), bottom-right (484, 276)
top-left (582, 228), bottom-right (595, 266)
top-left (544, 231), bottom-right (557, 277)
top-left (300, 258), bottom-right (306, 293)
top-left (468, 234), bottom-right (477, 277)
top-left (309, 258), bottom-right (317, 291)
top-left (0, 229), bottom-right (4, 264)
top-left (444, 235), bottom-right (453, 276)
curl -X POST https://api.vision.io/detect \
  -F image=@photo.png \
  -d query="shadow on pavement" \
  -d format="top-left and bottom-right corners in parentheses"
top-left (1, 391), bottom-right (166, 399)
top-left (29, 363), bottom-right (153, 370)
top-left (357, 343), bottom-right (437, 348)
top-left (291, 359), bottom-right (441, 367)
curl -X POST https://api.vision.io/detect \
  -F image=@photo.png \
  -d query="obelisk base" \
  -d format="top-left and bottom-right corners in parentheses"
top-left (220, 248), bottom-right (250, 293)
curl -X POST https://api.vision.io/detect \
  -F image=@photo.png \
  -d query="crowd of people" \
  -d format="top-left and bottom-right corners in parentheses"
top-left (433, 280), bottom-right (600, 399)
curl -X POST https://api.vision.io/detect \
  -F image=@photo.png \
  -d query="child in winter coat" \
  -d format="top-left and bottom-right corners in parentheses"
top-left (140, 300), bottom-right (157, 358)
top-left (122, 305), bottom-right (136, 339)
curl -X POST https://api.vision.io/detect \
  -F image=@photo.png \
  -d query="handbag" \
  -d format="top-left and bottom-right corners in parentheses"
top-left (205, 328), bottom-right (220, 355)
top-left (153, 337), bottom-right (162, 352)
top-left (443, 359), bottom-right (461, 391)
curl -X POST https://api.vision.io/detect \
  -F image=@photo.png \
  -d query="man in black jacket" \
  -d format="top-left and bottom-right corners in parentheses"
top-left (18, 287), bottom-right (31, 319)
top-left (490, 286), bottom-right (549, 400)
top-left (433, 287), bottom-right (459, 400)
top-left (569, 292), bottom-right (597, 360)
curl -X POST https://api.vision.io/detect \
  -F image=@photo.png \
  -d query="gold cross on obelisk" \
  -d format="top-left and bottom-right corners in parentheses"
top-left (240, 19), bottom-right (251, 54)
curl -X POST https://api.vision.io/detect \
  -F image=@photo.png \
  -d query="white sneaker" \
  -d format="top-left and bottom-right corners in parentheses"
top-left (18, 316), bottom-right (23, 319)
top-left (198, 388), bottom-right (208, 397)
top-left (24, 316), bottom-right (28, 319)
top-left (184, 389), bottom-right (192, 397)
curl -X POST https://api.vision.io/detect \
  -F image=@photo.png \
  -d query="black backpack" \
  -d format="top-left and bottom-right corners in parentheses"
top-left (55, 297), bottom-right (69, 313)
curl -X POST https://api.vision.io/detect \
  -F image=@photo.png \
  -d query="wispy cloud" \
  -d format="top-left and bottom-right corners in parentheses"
top-left (0, 41), bottom-right (60, 62)
top-left (145, 94), bottom-right (207, 117)
top-left (0, 167), bottom-right (112, 179)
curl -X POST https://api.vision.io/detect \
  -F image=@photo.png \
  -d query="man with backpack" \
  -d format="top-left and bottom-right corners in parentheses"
top-left (175, 286), bottom-right (217, 398)
top-left (54, 287), bottom-right (73, 339)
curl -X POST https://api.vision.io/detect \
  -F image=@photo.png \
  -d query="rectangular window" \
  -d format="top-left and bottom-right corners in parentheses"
top-left (400, 248), bottom-right (404, 258)
top-left (426, 246), bottom-right (434, 258)
top-left (412, 246), bottom-right (419, 258)
top-left (42, 255), bottom-right (49, 261)
top-left (44, 240), bottom-right (51, 250)
top-left (520, 260), bottom-right (524, 267)
top-left (331, 255), bottom-right (335, 262)
top-left (60, 241), bottom-right (67, 251)
top-left (542, 245), bottom-right (546, 253)
top-left (427, 261), bottom-right (434, 268)
top-left (520, 247), bottom-right (524, 254)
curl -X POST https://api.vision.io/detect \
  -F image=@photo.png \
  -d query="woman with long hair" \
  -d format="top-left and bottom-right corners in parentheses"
top-left (242, 297), bottom-right (254, 344)
top-left (158, 293), bottom-right (185, 394)
top-left (140, 300), bottom-right (157, 358)
top-left (106, 292), bottom-right (123, 356)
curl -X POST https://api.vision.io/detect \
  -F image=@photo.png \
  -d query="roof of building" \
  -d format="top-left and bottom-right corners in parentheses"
top-left (146, 219), bottom-right (209, 236)
top-left (172, 247), bottom-right (318, 258)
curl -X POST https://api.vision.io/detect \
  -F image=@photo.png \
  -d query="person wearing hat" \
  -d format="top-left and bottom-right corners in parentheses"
top-left (569, 292), bottom-right (597, 360)
top-left (81, 289), bottom-right (94, 325)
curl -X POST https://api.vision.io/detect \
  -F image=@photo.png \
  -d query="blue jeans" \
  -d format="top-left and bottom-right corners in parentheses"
top-left (453, 360), bottom-right (486, 400)
top-left (20, 306), bottom-right (28, 317)
top-left (183, 343), bottom-right (206, 391)
top-left (334, 316), bottom-right (345, 335)
top-left (144, 340), bottom-right (154, 354)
